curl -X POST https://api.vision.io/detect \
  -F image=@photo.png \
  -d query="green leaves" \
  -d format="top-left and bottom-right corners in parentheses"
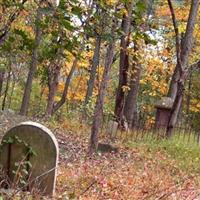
top-left (60, 19), bottom-right (74, 31)
top-left (132, 30), bottom-right (157, 46)
top-left (0, 63), bottom-right (6, 71)
top-left (13, 29), bottom-right (34, 50)
top-left (3, 137), bottom-right (14, 144)
top-left (142, 33), bottom-right (157, 45)
top-left (71, 6), bottom-right (83, 18)
top-left (135, 1), bottom-right (146, 15)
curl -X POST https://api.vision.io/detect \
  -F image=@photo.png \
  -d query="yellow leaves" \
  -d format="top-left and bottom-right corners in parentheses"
top-left (57, 82), bottom-right (65, 92)
top-left (155, 2), bottom-right (189, 22)
top-left (190, 99), bottom-right (200, 113)
top-left (54, 95), bottom-right (61, 102)
top-left (140, 79), bottom-right (146, 84)
top-left (97, 65), bottom-right (104, 80)
top-left (179, 23), bottom-right (186, 33)
top-left (104, 0), bottom-right (118, 6)
top-left (122, 85), bottom-right (130, 93)
top-left (119, 8), bottom-right (128, 17)
top-left (86, 50), bottom-right (94, 59)
top-left (139, 54), bottom-right (169, 105)
top-left (67, 75), bottom-right (87, 102)
top-left (77, 60), bottom-right (88, 69)
top-left (159, 84), bottom-right (168, 94)
top-left (149, 92), bottom-right (157, 97)
top-left (42, 86), bottom-right (49, 96)
top-left (77, 51), bottom-right (93, 70)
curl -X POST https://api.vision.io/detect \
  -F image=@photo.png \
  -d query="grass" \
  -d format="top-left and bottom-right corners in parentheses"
top-left (126, 132), bottom-right (200, 178)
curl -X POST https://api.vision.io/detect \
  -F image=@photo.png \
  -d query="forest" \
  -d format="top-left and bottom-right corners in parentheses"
top-left (0, 0), bottom-right (200, 199)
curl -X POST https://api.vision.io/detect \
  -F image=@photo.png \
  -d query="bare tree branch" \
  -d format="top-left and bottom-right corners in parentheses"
top-left (167, 0), bottom-right (181, 70)
top-left (181, 0), bottom-right (200, 69)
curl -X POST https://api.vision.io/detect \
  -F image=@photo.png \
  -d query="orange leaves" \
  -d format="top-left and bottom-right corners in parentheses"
top-left (174, 6), bottom-right (190, 22)
top-left (161, 48), bottom-right (171, 57)
top-left (155, 3), bottom-right (171, 18)
top-left (156, 2), bottom-right (190, 22)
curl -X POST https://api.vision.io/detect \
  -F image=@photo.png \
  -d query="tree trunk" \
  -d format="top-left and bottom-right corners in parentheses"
top-left (124, 64), bottom-right (142, 128)
top-left (19, 8), bottom-right (42, 115)
top-left (84, 35), bottom-right (101, 105)
top-left (0, 70), bottom-right (5, 97)
top-left (38, 87), bottom-right (45, 109)
top-left (45, 63), bottom-right (61, 117)
top-left (186, 72), bottom-right (192, 115)
top-left (114, 1), bottom-right (134, 124)
top-left (89, 39), bottom-right (115, 154)
top-left (45, 40), bottom-right (63, 117)
top-left (2, 66), bottom-right (11, 110)
top-left (166, 80), bottom-right (184, 136)
top-left (166, 0), bottom-right (199, 136)
top-left (8, 75), bottom-right (16, 109)
top-left (52, 55), bottom-right (79, 114)
top-left (167, 65), bottom-right (180, 100)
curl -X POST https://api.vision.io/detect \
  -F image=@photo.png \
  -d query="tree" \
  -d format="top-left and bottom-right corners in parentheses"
top-left (0, 66), bottom-right (5, 97)
top-left (84, 2), bottom-right (103, 105)
top-left (0, 0), bottom-right (27, 47)
top-left (19, 6), bottom-right (42, 115)
top-left (114, 0), bottom-right (134, 126)
top-left (45, 44), bottom-right (63, 116)
top-left (89, 2), bottom-right (118, 153)
top-left (124, 43), bottom-right (142, 128)
top-left (51, 0), bottom-right (95, 114)
top-left (89, 35), bottom-right (116, 154)
top-left (166, 0), bottom-right (200, 136)
top-left (84, 35), bottom-right (101, 105)
top-left (51, 47), bottom-right (82, 114)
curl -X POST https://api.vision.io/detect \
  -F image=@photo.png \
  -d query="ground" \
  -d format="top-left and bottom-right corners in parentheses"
top-left (56, 134), bottom-right (200, 200)
top-left (0, 110), bottom-right (200, 199)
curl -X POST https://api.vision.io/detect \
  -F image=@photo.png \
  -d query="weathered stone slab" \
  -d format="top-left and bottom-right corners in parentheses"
top-left (155, 97), bottom-right (173, 132)
top-left (155, 97), bottom-right (173, 110)
top-left (0, 121), bottom-right (59, 196)
top-left (107, 120), bottom-right (118, 136)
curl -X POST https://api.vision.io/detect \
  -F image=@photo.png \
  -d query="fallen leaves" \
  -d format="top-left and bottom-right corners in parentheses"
top-left (55, 133), bottom-right (200, 200)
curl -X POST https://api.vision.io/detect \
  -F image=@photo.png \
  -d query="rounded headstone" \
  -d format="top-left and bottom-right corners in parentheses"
top-left (0, 121), bottom-right (59, 196)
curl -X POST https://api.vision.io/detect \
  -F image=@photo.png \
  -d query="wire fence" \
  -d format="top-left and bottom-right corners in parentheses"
top-left (100, 117), bottom-right (200, 146)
